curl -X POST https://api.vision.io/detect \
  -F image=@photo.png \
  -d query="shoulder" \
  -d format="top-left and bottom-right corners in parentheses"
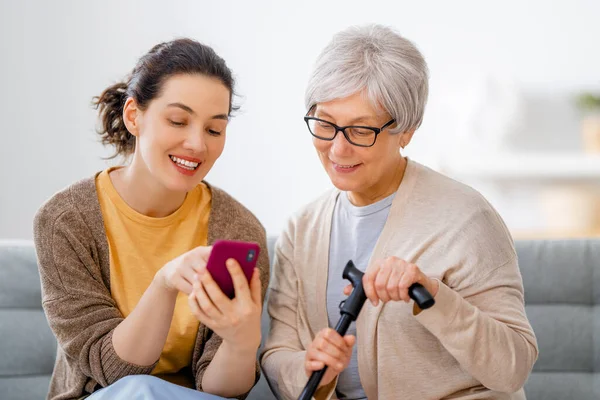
top-left (409, 161), bottom-right (516, 274)
top-left (412, 161), bottom-right (491, 209)
top-left (33, 175), bottom-right (99, 237)
top-left (410, 161), bottom-right (506, 228)
top-left (287, 188), bottom-right (338, 230)
top-left (272, 188), bottom-right (338, 258)
top-left (207, 183), bottom-right (266, 239)
top-left (33, 175), bottom-right (104, 296)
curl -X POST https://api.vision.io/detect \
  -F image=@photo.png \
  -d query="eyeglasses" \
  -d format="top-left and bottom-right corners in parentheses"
top-left (304, 105), bottom-right (395, 147)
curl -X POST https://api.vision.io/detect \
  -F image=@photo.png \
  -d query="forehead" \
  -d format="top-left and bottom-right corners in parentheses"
top-left (315, 91), bottom-right (385, 120)
top-left (154, 74), bottom-right (230, 114)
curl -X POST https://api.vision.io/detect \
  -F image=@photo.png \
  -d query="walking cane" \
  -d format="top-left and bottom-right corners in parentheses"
top-left (298, 260), bottom-right (435, 400)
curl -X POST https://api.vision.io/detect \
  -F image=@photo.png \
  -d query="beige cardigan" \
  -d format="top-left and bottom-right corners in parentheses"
top-left (261, 159), bottom-right (538, 400)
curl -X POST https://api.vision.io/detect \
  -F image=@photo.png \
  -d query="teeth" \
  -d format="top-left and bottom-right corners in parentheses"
top-left (170, 155), bottom-right (199, 169)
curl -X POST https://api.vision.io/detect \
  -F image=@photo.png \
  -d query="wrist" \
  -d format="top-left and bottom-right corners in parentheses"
top-left (152, 271), bottom-right (178, 297)
top-left (221, 339), bottom-right (260, 356)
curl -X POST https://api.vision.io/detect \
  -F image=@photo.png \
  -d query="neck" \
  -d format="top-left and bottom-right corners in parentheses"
top-left (347, 156), bottom-right (407, 207)
top-left (110, 159), bottom-right (187, 218)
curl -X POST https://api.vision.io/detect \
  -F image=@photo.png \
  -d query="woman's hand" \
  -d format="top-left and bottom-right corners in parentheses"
top-left (344, 256), bottom-right (439, 306)
top-left (188, 259), bottom-right (262, 352)
top-left (304, 328), bottom-right (356, 388)
top-left (155, 246), bottom-right (213, 295)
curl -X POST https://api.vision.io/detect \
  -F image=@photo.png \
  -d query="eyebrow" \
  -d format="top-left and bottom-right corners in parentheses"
top-left (167, 102), bottom-right (229, 120)
top-left (316, 109), bottom-right (376, 126)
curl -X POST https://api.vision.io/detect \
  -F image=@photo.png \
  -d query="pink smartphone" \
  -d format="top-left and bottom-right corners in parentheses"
top-left (205, 240), bottom-right (260, 299)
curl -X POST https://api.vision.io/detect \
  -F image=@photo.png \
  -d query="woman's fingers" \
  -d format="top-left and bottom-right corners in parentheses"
top-left (248, 267), bottom-right (262, 305)
top-left (308, 329), bottom-right (351, 365)
top-left (188, 292), bottom-right (211, 323)
top-left (343, 283), bottom-right (352, 296)
top-left (199, 270), bottom-right (231, 314)
top-left (305, 360), bottom-right (325, 372)
top-left (386, 265), bottom-right (403, 301)
top-left (226, 259), bottom-right (252, 302)
top-left (186, 245), bottom-right (213, 269)
top-left (343, 334), bottom-right (356, 349)
top-left (398, 263), bottom-right (420, 302)
top-left (175, 274), bottom-right (194, 295)
top-left (308, 348), bottom-right (345, 371)
top-left (177, 266), bottom-right (197, 295)
top-left (304, 329), bottom-right (356, 382)
top-left (364, 257), bottom-right (430, 304)
top-left (194, 276), bottom-right (222, 319)
top-left (374, 261), bottom-right (393, 303)
top-left (363, 262), bottom-right (381, 306)
top-left (314, 335), bottom-right (344, 360)
top-left (321, 328), bottom-right (351, 353)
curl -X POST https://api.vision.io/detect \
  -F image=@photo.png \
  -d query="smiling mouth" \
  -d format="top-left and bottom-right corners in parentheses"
top-left (333, 163), bottom-right (360, 169)
top-left (169, 155), bottom-right (200, 170)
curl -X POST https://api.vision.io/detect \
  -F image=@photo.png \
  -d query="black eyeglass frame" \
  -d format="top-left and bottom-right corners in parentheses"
top-left (304, 105), bottom-right (396, 148)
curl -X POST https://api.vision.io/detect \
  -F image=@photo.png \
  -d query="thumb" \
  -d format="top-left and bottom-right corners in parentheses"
top-left (344, 335), bottom-right (356, 347)
top-left (343, 284), bottom-right (352, 295)
top-left (187, 246), bottom-right (212, 273)
top-left (189, 245), bottom-right (213, 260)
top-left (196, 245), bottom-right (213, 256)
top-left (249, 268), bottom-right (262, 305)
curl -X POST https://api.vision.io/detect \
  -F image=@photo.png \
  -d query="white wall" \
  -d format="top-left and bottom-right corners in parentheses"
top-left (1, 0), bottom-right (599, 239)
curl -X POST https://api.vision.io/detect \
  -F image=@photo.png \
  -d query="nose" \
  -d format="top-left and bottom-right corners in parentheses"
top-left (182, 130), bottom-right (207, 154)
top-left (330, 130), bottom-right (353, 158)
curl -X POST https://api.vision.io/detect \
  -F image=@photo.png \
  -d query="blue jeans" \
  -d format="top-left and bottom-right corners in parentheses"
top-left (87, 375), bottom-right (231, 400)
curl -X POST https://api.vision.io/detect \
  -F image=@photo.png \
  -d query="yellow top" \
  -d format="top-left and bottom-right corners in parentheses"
top-left (96, 168), bottom-right (211, 387)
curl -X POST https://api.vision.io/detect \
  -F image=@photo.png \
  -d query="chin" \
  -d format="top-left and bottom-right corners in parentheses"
top-left (326, 171), bottom-right (363, 193)
top-left (164, 180), bottom-right (194, 193)
top-left (161, 162), bottom-right (207, 193)
top-left (161, 173), bottom-right (200, 193)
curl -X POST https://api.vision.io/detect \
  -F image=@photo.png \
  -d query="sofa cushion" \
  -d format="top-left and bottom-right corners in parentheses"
top-left (0, 376), bottom-right (58, 400)
top-left (0, 241), bottom-right (43, 309)
top-left (0, 241), bottom-right (55, 400)
top-left (518, 239), bottom-right (600, 399)
top-left (0, 309), bottom-right (56, 376)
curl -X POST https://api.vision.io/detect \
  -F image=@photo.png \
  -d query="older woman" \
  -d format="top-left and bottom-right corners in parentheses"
top-left (261, 24), bottom-right (538, 400)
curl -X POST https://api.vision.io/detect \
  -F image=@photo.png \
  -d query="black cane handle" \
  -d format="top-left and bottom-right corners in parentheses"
top-left (409, 282), bottom-right (435, 310)
top-left (298, 261), bottom-right (435, 400)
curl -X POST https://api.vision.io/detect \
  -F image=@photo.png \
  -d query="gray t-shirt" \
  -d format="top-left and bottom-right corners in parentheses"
top-left (326, 191), bottom-right (395, 400)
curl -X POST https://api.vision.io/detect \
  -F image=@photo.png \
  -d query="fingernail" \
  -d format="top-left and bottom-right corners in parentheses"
top-left (193, 274), bottom-right (199, 281)
top-left (337, 363), bottom-right (343, 369)
top-left (226, 259), bottom-right (235, 268)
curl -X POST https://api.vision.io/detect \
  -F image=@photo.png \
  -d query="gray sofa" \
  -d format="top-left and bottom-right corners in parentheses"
top-left (1, 237), bottom-right (599, 399)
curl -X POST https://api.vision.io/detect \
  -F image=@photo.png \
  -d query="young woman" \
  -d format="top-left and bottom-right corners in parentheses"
top-left (34, 38), bottom-right (269, 400)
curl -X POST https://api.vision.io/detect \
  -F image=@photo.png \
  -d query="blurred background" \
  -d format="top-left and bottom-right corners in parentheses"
top-left (1, 0), bottom-right (599, 240)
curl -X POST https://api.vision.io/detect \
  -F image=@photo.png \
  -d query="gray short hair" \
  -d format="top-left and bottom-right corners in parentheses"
top-left (305, 24), bottom-right (429, 134)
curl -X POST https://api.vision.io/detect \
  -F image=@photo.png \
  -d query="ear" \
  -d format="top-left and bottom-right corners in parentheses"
top-left (123, 97), bottom-right (141, 137)
top-left (399, 129), bottom-right (416, 149)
